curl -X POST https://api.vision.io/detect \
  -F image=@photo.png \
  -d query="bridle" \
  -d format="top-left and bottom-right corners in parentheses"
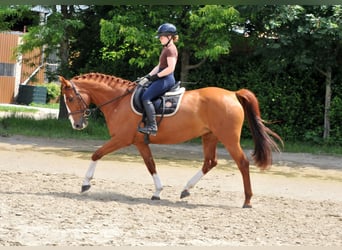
top-left (66, 80), bottom-right (136, 118)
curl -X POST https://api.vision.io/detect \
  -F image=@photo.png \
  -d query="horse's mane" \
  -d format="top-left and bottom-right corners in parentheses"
top-left (71, 72), bottom-right (135, 89)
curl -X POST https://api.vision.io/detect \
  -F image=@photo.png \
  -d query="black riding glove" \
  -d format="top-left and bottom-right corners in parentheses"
top-left (147, 74), bottom-right (160, 82)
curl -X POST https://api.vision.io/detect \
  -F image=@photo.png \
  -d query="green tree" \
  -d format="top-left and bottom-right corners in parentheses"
top-left (0, 5), bottom-right (34, 31)
top-left (16, 5), bottom-right (85, 78)
top-left (67, 5), bottom-right (117, 76)
top-left (251, 5), bottom-right (342, 140)
top-left (99, 5), bottom-right (240, 82)
top-left (13, 5), bottom-right (85, 119)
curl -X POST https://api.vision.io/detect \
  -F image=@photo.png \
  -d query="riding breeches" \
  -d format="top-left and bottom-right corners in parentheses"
top-left (141, 73), bottom-right (175, 102)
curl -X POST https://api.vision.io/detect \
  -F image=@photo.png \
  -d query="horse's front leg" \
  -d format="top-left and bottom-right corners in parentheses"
top-left (151, 173), bottom-right (163, 200)
top-left (136, 143), bottom-right (163, 200)
top-left (81, 160), bottom-right (97, 192)
top-left (81, 139), bottom-right (125, 193)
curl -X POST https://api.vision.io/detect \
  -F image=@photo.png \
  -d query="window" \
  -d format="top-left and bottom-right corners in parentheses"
top-left (0, 63), bottom-right (15, 76)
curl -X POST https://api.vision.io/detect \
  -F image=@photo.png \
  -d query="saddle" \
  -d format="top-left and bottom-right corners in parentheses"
top-left (130, 81), bottom-right (185, 117)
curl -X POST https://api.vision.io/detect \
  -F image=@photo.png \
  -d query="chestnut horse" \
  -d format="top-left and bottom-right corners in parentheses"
top-left (59, 73), bottom-right (282, 208)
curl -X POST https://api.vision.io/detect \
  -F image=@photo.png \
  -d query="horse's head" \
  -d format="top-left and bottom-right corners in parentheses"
top-left (59, 76), bottom-right (90, 130)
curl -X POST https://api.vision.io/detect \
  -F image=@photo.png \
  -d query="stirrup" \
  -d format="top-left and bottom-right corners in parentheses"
top-left (138, 127), bottom-right (157, 136)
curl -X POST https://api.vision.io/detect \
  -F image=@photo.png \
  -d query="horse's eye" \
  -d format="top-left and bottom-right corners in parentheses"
top-left (68, 97), bottom-right (74, 102)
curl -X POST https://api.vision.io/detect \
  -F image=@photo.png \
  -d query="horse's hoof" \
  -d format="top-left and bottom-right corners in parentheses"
top-left (242, 204), bottom-right (252, 208)
top-left (151, 196), bottom-right (160, 200)
top-left (81, 185), bottom-right (91, 193)
top-left (180, 190), bottom-right (190, 199)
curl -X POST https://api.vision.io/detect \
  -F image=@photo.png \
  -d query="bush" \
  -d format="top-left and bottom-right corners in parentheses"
top-left (45, 82), bottom-right (61, 103)
top-left (187, 53), bottom-right (333, 144)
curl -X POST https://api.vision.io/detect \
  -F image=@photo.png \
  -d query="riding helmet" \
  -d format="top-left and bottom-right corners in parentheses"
top-left (156, 23), bottom-right (177, 37)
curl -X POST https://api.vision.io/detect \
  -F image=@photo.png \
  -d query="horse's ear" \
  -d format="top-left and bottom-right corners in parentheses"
top-left (59, 76), bottom-right (72, 88)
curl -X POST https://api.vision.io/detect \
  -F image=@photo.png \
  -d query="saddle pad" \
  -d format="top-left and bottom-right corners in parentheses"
top-left (130, 87), bottom-right (185, 117)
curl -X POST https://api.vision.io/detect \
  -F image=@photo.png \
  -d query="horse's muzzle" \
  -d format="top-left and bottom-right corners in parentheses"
top-left (73, 118), bottom-right (88, 130)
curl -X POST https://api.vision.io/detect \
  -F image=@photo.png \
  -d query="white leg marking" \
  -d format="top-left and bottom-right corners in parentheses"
top-left (152, 173), bottom-right (163, 198)
top-left (82, 161), bottom-right (97, 186)
top-left (184, 170), bottom-right (204, 191)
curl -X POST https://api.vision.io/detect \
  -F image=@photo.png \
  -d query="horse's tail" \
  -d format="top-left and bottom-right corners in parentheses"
top-left (236, 89), bottom-right (283, 170)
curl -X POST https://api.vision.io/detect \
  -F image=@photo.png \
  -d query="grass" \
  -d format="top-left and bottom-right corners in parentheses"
top-left (280, 141), bottom-right (342, 155)
top-left (0, 106), bottom-right (39, 113)
top-left (0, 116), bottom-right (109, 140)
top-left (29, 102), bottom-right (60, 109)
top-left (0, 103), bottom-right (59, 113)
top-left (0, 111), bottom-right (341, 156)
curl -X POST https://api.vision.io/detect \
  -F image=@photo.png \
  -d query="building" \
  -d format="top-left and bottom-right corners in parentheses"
top-left (0, 32), bottom-right (46, 103)
top-left (0, 6), bottom-right (58, 104)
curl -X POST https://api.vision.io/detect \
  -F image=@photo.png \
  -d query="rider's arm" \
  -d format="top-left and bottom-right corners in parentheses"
top-left (149, 63), bottom-right (160, 76)
top-left (157, 56), bottom-right (176, 78)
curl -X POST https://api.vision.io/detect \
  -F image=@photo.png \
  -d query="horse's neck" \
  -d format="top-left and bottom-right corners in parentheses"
top-left (75, 78), bottom-right (132, 107)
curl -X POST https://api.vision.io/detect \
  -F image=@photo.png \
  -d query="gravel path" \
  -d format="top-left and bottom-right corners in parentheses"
top-left (0, 135), bottom-right (341, 246)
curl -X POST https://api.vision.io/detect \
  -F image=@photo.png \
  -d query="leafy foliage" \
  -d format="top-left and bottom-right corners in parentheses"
top-left (3, 5), bottom-right (342, 146)
top-left (238, 5), bottom-right (342, 143)
top-left (330, 96), bottom-right (342, 143)
top-left (189, 5), bottom-right (239, 60)
top-left (45, 83), bottom-right (60, 103)
top-left (99, 5), bottom-right (240, 81)
top-left (100, 6), bottom-right (173, 69)
top-left (0, 5), bottom-right (34, 31)
top-left (14, 5), bottom-right (85, 79)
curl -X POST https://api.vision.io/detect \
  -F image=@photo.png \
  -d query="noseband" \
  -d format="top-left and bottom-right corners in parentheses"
top-left (66, 80), bottom-right (135, 118)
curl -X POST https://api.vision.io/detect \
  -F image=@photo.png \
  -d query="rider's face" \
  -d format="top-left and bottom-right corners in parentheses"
top-left (159, 35), bottom-right (170, 45)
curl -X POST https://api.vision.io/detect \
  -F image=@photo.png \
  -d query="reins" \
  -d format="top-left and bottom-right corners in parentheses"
top-left (68, 80), bottom-right (137, 118)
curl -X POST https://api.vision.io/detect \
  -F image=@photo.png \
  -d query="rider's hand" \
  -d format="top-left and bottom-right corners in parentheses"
top-left (138, 76), bottom-right (150, 86)
top-left (147, 74), bottom-right (160, 82)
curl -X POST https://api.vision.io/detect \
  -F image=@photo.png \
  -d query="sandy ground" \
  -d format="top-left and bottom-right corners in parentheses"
top-left (0, 135), bottom-right (341, 246)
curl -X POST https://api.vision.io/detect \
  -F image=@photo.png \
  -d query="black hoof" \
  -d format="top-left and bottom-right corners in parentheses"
top-left (243, 204), bottom-right (252, 208)
top-left (151, 196), bottom-right (160, 200)
top-left (180, 190), bottom-right (190, 199)
top-left (81, 185), bottom-right (91, 193)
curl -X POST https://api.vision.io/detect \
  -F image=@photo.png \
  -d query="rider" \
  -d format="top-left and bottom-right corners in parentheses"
top-left (138, 23), bottom-right (179, 136)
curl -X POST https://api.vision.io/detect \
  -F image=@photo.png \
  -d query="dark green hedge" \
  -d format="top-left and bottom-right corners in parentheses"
top-left (187, 53), bottom-right (341, 145)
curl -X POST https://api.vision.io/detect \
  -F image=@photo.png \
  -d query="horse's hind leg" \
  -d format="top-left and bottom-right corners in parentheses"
top-left (181, 133), bottom-right (218, 198)
top-left (136, 143), bottom-right (163, 200)
top-left (224, 141), bottom-right (252, 208)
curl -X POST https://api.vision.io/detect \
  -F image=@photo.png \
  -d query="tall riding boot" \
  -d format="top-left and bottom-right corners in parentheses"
top-left (138, 100), bottom-right (158, 136)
